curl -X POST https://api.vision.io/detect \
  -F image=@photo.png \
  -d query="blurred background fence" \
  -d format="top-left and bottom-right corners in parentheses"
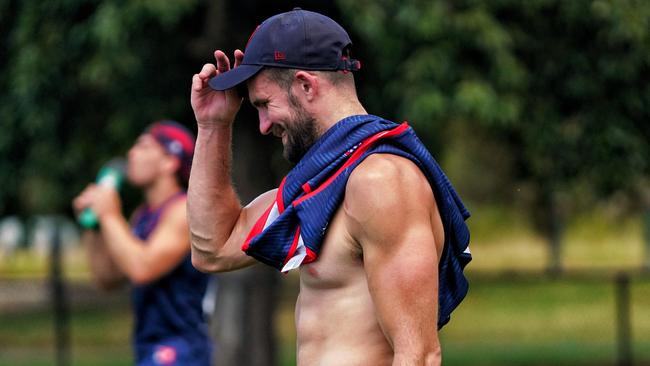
top-left (1, 0), bottom-right (649, 365)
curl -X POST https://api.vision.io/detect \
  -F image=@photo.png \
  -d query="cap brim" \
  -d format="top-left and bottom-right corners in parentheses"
top-left (208, 64), bottom-right (264, 91)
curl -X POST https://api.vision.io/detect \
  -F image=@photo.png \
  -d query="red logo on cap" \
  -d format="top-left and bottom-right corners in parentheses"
top-left (274, 51), bottom-right (286, 61)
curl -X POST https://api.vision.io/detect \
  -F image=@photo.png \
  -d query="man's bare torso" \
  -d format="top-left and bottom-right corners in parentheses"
top-left (295, 205), bottom-right (393, 366)
top-left (294, 192), bottom-right (445, 366)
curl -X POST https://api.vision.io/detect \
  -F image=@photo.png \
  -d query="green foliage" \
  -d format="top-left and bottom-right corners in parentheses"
top-left (1, 0), bottom-right (648, 218)
top-left (0, 0), bottom-right (202, 215)
top-left (339, 0), bottom-right (649, 204)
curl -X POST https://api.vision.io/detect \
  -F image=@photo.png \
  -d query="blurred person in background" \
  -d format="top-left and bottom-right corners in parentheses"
top-left (189, 8), bottom-right (471, 366)
top-left (72, 120), bottom-right (212, 366)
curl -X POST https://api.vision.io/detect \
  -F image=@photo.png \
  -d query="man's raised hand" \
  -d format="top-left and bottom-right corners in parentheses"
top-left (190, 50), bottom-right (244, 128)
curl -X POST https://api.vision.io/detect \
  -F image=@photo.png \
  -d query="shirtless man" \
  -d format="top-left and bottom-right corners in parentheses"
top-left (188, 8), bottom-right (471, 365)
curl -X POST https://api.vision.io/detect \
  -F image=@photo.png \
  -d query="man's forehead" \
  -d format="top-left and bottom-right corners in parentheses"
top-left (247, 71), bottom-right (276, 99)
top-left (246, 70), bottom-right (269, 91)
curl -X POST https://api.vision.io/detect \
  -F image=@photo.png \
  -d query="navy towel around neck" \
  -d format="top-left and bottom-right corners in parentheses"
top-left (243, 114), bottom-right (472, 328)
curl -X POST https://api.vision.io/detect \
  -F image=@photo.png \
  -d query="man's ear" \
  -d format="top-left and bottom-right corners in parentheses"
top-left (293, 71), bottom-right (319, 102)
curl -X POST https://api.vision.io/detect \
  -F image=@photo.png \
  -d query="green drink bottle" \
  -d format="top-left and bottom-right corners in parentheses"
top-left (77, 158), bottom-right (126, 229)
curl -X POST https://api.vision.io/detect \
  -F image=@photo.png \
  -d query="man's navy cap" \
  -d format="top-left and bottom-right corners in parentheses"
top-left (209, 8), bottom-right (361, 91)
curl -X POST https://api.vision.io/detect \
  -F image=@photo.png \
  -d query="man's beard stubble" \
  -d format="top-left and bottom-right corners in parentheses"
top-left (283, 91), bottom-right (320, 164)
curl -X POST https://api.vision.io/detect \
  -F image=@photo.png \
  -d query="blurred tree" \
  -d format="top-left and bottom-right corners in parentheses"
top-left (338, 0), bottom-right (650, 272)
top-left (0, 0), bottom-right (204, 215)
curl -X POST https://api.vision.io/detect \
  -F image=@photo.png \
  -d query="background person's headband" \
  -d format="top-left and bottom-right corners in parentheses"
top-left (146, 120), bottom-right (195, 185)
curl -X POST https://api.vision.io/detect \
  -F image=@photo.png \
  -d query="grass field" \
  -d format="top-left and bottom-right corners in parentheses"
top-left (0, 303), bottom-right (133, 366)
top-left (1, 278), bottom-right (648, 366)
top-left (441, 277), bottom-right (650, 365)
top-left (1, 206), bottom-right (649, 365)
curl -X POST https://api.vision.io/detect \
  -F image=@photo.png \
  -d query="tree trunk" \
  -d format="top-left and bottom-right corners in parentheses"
top-left (641, 183), bottom-right (650, 270)
top-left (209, 266), bottom-right (279, 366)
top-left (539, 187), bottom-right (564, 275)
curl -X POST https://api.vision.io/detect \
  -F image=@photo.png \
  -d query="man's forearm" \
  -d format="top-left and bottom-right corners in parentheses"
top-left (187, 125), bottom-right (242, 269)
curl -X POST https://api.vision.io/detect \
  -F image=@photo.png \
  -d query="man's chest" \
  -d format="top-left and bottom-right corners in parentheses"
top-left (299, 207), bottom-right (365, 288)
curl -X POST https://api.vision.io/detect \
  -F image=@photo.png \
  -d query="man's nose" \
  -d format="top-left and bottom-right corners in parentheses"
top-left (259, 112), bottom-right (272, 135)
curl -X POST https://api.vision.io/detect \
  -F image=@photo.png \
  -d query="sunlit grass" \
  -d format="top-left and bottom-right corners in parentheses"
top-left (563, 212), bottom-right (644, 269)
top-left (0, 250), bottom-right (50, 278)
top-left (0, 247), bottom-right (91, 280)
top-left (466, 204), bottom-right (646, 271)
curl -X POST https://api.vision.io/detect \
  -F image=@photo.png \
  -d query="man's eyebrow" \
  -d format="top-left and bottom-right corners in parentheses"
top-left (249, 97), bottom-right (266, 107)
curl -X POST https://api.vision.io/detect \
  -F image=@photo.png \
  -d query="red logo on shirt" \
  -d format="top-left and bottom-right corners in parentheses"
top-left (153, 345), bottom-right (177, 365)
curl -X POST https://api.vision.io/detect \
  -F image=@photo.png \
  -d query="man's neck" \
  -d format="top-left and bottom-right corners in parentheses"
top-left (316, 99), bottom-right (368, 137)
top-left (144, 177), bottom-right (182, 209)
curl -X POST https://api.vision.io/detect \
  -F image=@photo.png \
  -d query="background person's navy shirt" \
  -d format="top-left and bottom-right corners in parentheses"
top-left (131, 192), bottom-right (212, 366)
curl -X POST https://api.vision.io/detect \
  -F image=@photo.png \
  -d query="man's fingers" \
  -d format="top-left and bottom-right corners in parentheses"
top-left (234, 49), bottom-right (244, 68)
top-left (198, 63), bottom-right (217, 79)
top-left (214, 50), bottom-right (231, 73)
top-left (192, 74), bottom-right (205, 92)
top-left (213, 50), bottom-right (223, 62)
top-left (193, 64), bottom-right (217, 92)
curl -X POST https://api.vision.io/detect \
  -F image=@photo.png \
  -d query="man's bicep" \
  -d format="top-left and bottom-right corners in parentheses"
top-left (361, 208), bottom-right (442, 361)
top-left (346, 155), bottom-right (442, 357)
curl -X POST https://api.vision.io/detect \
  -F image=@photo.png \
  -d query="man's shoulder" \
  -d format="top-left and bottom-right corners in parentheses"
top-left (346, 153), bottom-right (428, 195)
top-left (344, 153), bottom-right (433, 221)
